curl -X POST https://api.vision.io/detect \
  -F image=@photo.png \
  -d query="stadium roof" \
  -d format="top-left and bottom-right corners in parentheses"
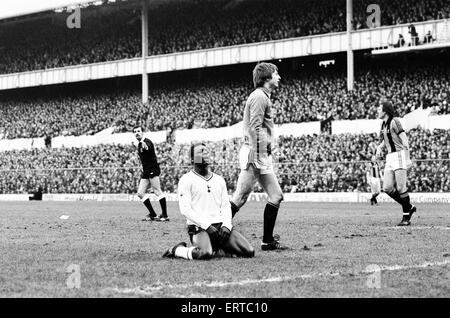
top-left (0, 0), bottom-right (139, 20)
top-left (0, 0), bottom-right (203, 21)
top-left (0, 0), bottom-right (94, 20)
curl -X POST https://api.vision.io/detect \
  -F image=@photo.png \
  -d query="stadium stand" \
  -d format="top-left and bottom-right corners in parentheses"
top-left (1, 127), bottom-right (449, 194)
top-left (0, 0), bottom-right (448, 74)
top-left (0, 1), bottom-right (449, 196)
top-left (0, 56), bottom-right (449, 139)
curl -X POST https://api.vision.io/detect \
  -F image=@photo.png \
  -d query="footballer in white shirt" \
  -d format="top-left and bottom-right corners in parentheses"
top-left (162, 143), bottom-right (255, 260)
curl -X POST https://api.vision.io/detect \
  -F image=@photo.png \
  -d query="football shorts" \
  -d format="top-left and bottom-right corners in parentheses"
top-left (239, 145), bottom-right (274, 175)
top-left (187, 222), bottom-right (222, 252)
top-left (370, 177), bottom-right (381, 194)
top-left (385, 150), bottom-right (412, 171)
top-left (141, 166), bottom-right (161, 179)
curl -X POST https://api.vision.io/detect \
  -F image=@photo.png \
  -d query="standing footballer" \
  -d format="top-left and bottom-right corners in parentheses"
top-left (367, 156), bottom-right (382, 206)
top-left (133, 126), bottom-right (169, 222)
top-left (229, 62), bottom-right (288, 251)
top-left (375, 99), bottom-right (416, 226)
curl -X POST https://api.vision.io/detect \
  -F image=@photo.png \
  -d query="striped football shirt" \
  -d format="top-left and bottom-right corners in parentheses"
top-left (380, 117), bottom-right (407, 153)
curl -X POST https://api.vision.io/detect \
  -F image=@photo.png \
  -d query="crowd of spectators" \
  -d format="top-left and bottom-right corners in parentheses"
top-left (0, 0), bottom-right (448, 74)
top-left (0, 91), bottom-right (144, 139)
top-left (1, 59), bottom-right (448, 139)
top-left (1, 127), bottom-right (449, 194)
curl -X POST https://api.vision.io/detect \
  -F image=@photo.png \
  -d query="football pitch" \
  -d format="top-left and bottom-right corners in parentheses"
top-left (1, 201), bottom-right (449, 298)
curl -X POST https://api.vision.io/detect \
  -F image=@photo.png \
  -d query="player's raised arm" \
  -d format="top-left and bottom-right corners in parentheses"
top-left (177, 176), bottom-right (210, 230)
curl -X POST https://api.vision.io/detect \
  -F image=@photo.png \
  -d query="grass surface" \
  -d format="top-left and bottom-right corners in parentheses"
top-left (1, 201), bottom-right (449, 297)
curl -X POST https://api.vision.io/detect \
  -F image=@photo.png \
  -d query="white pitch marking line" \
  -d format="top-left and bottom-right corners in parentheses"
top-left (381, 226), bottom-right (450, 230)
top-left (362, 260), bottom-right (450, 272)
top-left (105, 260), bottom-right (450, 296)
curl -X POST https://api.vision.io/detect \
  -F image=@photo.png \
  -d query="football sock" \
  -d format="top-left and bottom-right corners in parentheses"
top-left (386, 190), bottom-right (403, 206)
top-left (230, 201), bottom-right (240, 218)
top-left (191, 247), bottom-right (213, 260)
top-left (158, 194), bottom-right (168, 217)
top-left (399, 191), bottom-right (412, 213)
top-left (372, 193), bottom-right (379, 204)
top-left (263, 202), bottom-right (279, 243)
top-left (142, 195), bottom-right (157, 218)
top-left (174, 246), bottom-right (196, 260)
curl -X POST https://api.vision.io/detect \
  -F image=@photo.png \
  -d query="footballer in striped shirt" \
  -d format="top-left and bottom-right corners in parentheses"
top-left (367, 157), bottom-right (382, 205)
top-left (375, 99), bottom-right (416, 226)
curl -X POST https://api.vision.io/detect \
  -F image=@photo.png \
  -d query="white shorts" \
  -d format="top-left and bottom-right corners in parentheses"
top-left (385, 150), bottom-right (412, 171)
top-left (239, 145), bottom-right (274, 175)
top-left (370, 177), bottom-right (381, 194)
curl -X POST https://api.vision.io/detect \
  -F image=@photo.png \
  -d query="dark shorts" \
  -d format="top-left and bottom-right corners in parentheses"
top-left (188, 222), bottom-right (222, 252)
top-left (141, 166), bottom-right (161, 179)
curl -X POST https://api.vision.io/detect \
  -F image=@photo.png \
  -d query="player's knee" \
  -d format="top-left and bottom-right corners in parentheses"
top-left (383, 184), bottom-right (394, 194)
top-left (236, 193), bottom-right (249, 208)
top-left (269, 192), bottom-right (283, 206)
top-left (137, 192), bottom-right (146, 200)
top-left (396, 184), bottom-right (407, 194)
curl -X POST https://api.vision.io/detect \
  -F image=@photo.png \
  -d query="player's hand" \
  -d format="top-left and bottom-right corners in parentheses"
top-left (218, 226), bottom-right (231, 245)
top-left (206, 225), bottom-right (219, 241)
top-left (140, 141), bottom-right (148, 151)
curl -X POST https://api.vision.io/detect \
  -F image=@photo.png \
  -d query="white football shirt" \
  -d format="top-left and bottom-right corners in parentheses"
top-left (177, 170), bottom-right (232, 230)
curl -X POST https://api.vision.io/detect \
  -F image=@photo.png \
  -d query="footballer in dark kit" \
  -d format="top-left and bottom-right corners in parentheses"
top-left (133, 125), bottom-right (169, 221)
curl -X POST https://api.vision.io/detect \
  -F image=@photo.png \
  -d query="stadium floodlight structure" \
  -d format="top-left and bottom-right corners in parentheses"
top-left (142, 0), bottom-right (149, 104)
top-left (346, 0), bottom-right (354, 91)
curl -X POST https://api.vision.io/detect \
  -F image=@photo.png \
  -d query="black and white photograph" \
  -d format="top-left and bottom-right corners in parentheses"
top-left (0, 0), bottom-right (449, 303)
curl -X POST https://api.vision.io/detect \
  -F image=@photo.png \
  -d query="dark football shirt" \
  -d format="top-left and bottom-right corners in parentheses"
top-left (137, 138), bottom-right (159, 170)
